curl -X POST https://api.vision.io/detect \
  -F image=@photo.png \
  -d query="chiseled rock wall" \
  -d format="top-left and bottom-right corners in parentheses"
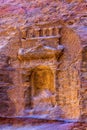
top-left (0, 0), bottom-right (86, 121)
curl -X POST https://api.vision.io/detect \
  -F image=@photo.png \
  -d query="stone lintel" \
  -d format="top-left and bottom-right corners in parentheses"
top-left (18, 45), bottom-right (64, 61)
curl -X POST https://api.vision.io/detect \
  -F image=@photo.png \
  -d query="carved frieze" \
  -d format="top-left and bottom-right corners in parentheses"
top-left (18, 22), bottom-right (64, 61)
top-left (23, 21), bottom-right (62, 40)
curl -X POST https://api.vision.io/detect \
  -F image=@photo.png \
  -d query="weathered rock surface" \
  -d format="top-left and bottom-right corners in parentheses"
top-left (0, 0), bottom-right (87, 127)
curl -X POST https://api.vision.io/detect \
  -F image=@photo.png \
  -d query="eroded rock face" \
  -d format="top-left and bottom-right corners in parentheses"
top-left (0, 54), bottom-right (15, 116)
top-left (0, 0), bottom-right (87, 122)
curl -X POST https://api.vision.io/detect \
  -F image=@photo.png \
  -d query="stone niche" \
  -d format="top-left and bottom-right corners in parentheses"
top-left (18, 21), bottom-right (64, 118)
top-left (25, 66), bottom-right (56, 115)
top-left (13, 21), bottom-right (82, 120)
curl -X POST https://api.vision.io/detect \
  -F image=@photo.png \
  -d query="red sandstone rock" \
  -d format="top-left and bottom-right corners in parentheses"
top-left (0, 0), bottom-right (87, 128)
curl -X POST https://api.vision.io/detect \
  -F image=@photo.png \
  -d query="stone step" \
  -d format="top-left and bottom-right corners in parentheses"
top-left (0, 116), bottom-right (64, 125)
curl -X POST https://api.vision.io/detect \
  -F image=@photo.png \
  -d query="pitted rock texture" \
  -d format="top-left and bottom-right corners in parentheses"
top-left (0, 0), bottom-right (87, 123)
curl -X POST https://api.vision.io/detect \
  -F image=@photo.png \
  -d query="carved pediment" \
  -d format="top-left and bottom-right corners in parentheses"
top-left (18, 44), bottom-right (64, 61)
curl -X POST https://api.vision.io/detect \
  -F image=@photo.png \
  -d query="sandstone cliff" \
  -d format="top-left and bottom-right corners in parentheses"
top-left (0, 0), bottom-right (87, 123)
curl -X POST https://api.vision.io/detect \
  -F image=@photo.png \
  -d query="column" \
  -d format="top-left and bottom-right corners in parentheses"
top-left (49, 27), bottom-right (53, 36)
top-left (35, 28), bottom-right (40, 37)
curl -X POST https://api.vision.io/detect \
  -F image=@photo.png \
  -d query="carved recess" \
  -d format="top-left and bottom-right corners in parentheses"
top-left (17, 22), bottom-right (64, 117)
